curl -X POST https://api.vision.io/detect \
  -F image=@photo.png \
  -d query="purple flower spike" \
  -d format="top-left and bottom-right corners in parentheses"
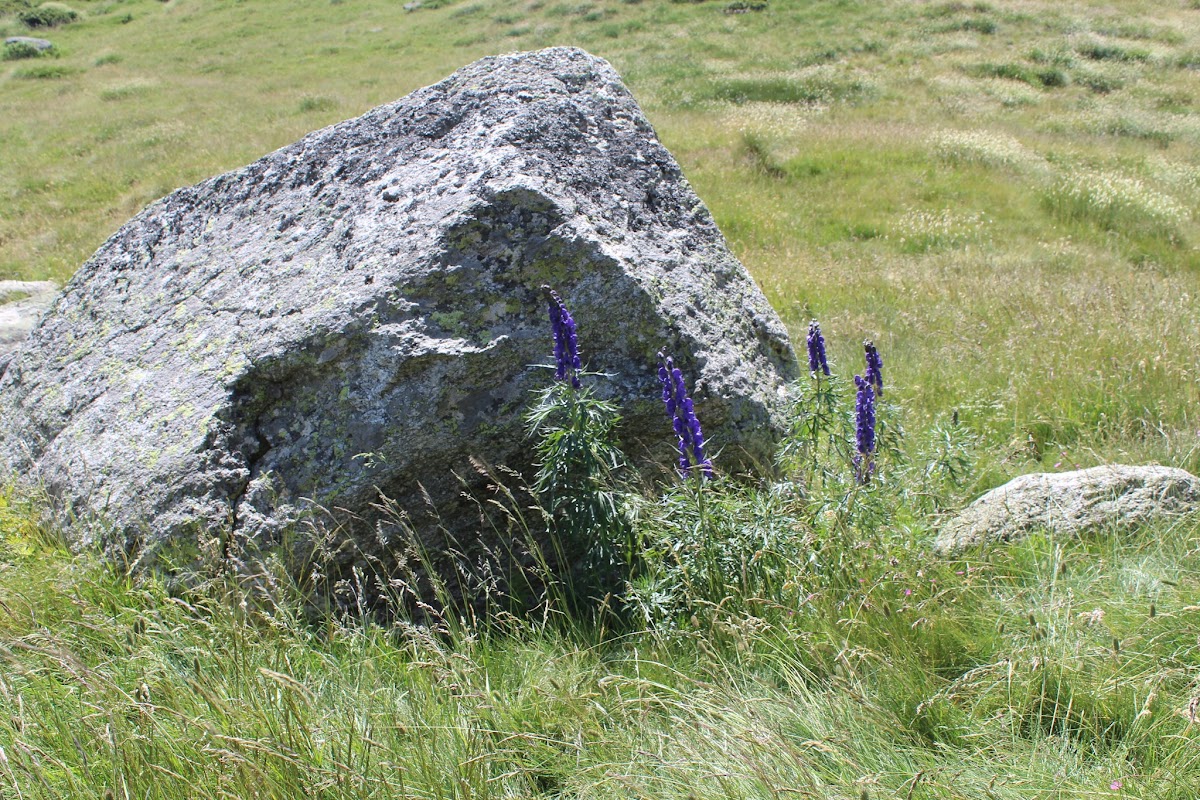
top-left (854, 374), bottom-right (877, 484)
top-left (807, 320), bottom-right (830, 376)
top-left (864, 340), bottom-right (883, 396)
top-left (658, 352), bottom-right (714, 479)
top-left (546, 287), bottom-right (581, 389)
top-left (657, 353), bottom-right (677, 418)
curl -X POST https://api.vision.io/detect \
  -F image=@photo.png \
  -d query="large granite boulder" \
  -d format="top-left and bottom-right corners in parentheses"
top-left (936, 465), bottom-right (1200, 554)
top-left (0, 47), bottom-right (798, 583)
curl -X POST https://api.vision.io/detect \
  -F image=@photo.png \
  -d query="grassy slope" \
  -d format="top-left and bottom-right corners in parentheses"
top-left (2, 0), bottom-right (1200, 797)
top-left (2, 483), bottom-right (1199, 798)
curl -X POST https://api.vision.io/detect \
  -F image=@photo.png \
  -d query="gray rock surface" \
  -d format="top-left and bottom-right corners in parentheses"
top-left (4, 37), bottom-right (54, 51)
top-left (0, 281), bottom-right (58, 374)
top-left (936, 465), bottom-right (1200, 554)
top-left (0, 47), bottom-right (799, 583)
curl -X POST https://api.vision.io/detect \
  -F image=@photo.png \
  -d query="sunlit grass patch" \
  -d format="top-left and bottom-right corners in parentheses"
top-left (889, 208), bottom-right (992, 253)
top-left (929, 128), bottom-right (1044, 170)
top-left (1045, 169), bottom-right (1189, 241)
top-left (1036, 101), bottom-right (1200, 148)
top-left (10, 61), bottom-right (77, 78)
top-left (975, 77), bottom-right (1045, 108)
top-left (1072, 65), bottom-right (1126, 94)
top-left (1092, 20), bottom-right (1186, 45)
top-left (1028, 45), bottom-right (1076, 67)
top-left (17, 1), bottom-right (79, 29)
top-left (1175, 50), bottom-right (1200, 70)
top-left (717, 99), bottom-right (823, 138)
top-left (966, 61), bottom-right (1069, 89)
top-left (137, 118), bottom-right (189, 148)
top-left (935, 16), bottom-right (998, 35)
top-left (1146, 155), bottom-right (1200, 194)
top-left (701, 66), bottom-right (878, 107)
top-left (296, 93), bottom-right (338, 113)
top-left (98, 77), bottom-right (156, 101)
top-left (1075, 39), bottom-right (1153, 63)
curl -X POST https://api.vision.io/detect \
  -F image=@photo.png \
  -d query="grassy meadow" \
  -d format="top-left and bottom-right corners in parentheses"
top-left (2, 0), bottom-right (1200, 797)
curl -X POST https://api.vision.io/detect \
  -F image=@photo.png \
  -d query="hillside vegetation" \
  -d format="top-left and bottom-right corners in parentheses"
top-left (2, 0), bottom-right (1199, 797)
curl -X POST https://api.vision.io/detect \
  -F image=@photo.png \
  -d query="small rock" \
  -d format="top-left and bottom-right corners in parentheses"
top-left (0, 281), bottom-right (58, 375)
top-left (4, 37), bottom-right (54, 51)
top-left (724, 1), bottom-right (768, 13)
top-left (936, 464), bottom-right (1200, 554)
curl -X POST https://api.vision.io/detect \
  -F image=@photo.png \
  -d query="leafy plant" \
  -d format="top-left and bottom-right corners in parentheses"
top-left (2, 39), bottom-right (52, 60)
top-left (527, 381), bottom-right (631, 612)
top-left (18, 1), bottom-right (78, 28)
top-left (526, 290), bottom-right (632, 614)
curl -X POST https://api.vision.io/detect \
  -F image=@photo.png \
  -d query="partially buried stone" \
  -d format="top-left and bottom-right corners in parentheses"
top-left (4, 36), bottom-right (54, 51)
top-left (0, 47), bottom-right (799, 598)
top-left (935, 464), bottom-right (1200, 554)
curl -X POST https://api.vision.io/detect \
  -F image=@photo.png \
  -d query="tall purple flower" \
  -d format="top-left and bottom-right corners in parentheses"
top-left (658, 352), bottom-right (713, 479)
top-left (546, 287), bottom-right (581, 389)
top-left (864, 340), bottom-right (883, 396)
top-left (657, 354), bottom-right (677, 420)
top-left (854, 374), bottom-right (876, 484)
top-left (807, 320), bottom-right (830, 376)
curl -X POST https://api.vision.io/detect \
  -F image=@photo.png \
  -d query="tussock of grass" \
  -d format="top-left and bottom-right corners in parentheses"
top-left (10, 61), bottom-right (76, 78)
top-left (929, 128), bottom-right (1044, 170)
top-left (98, 78), bottom-right (155, 100)
top-left (17, 1), bottom-right (78, 29)
top-left (888, 207), bottom-right (991, 253)
top-left (1076, 40), bottom-right (1153, 63)
top-left (1045, 170), bottom-right (1188, 241)
top-left (701, 69), bottom-right (876, 107)
top-left (296, 94), bottom-right (338, 113)
top-left (966, 61), bottom-right (1069, 89)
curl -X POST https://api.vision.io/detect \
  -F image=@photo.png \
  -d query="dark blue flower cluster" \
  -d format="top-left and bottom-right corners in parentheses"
top-left (546, 287), bottom-right (582, 389)
top-left (658, 352), bottom-right (713, 479)
top-left (864, 340), bottom-right (883, 396)
top-left (807, 320), bottom-right (830, 376)
top-left (853, 374), bottom-right (877, 484)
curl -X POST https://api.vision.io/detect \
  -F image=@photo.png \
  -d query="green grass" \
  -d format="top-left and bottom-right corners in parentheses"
top-left (3, 470), bottom-right (1200, 798)
top-left (3, 0), bottom-right (1200, 796)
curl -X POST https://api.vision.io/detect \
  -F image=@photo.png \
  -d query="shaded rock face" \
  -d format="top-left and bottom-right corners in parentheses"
top-left (936, 465), bottom-right (1200, 554)
top-left (0, 48), bottom-right (798, 582)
